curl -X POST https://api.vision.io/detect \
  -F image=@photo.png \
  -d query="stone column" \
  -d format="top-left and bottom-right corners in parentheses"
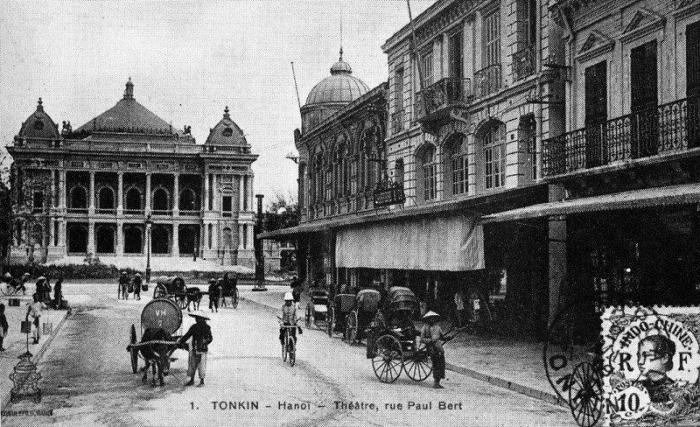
top-left (88, 221), bottom-right (95, 255)
top-left (145, 173), bottom-right (152, 214)
top-left (173, 173), bottom-right (179, 215)
top-left (248, 176), bottom-right (254, 213)
top-left (59, 220), bottom-right (66, 247)
top-left (172, 224), bottom-right (179, 257)
top-left (59, 170), bottom-right (66, 209)
top-left (239, 175), bottom-right (245, 212)
top-left (116, 222), bottom-right (124, 256)
top-left (50, 169), bottom-right (56, 208)
top-left (203, 173), bottom-right (209, 213)
top-left (117, 172), bottom-right (124, 215)
top-left (89, 171), bottom-right (96, 214)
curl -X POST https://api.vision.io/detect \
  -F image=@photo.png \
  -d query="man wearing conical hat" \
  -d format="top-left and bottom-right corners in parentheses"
top-left (420, 311), bottom-right (447, 389)
top-left (179, 311), bottom-right (213, 387)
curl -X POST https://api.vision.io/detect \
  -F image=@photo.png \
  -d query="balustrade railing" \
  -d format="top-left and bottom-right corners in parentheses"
top-left (151, 209), bottom-right (173, 216)
top-left (474, 64), bottom-right (502, 98)
top-left (95, 208), bottom-right (116, 215)
top-left (179, 209), bottom-right (200, 216)
top-left (512, 46), bottom-right (535, 81)
top-left (123, 209), bottom-right (144, 216)
top-left (66, 208), bottom-right (88, 214)
top-left (415, 78), bottom-right (472, 120)
top-left (542, 96), bottom-right (700, 176)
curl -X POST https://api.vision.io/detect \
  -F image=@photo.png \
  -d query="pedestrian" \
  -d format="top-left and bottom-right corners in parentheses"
top-left (231, 273), bottom-right (238, 306)
top-left (118, 271), bottom-right (129, 300)
top-left (291, 279), bottom-right (302, 311)
top-left (43, 277), bottom-right (52, 303)
top-left (35, 277), bottom-right (47, 303)
top-left (208, 279), bottom-right (219, 313)
top-left (53, 275), bottom-right (63, 309)
top-left (420, 311), bottom-right (449, 389)
top-left (179, 311), bottom-right (213, 387)
top-left (26, 293), bottom-right (46, 344)
top-left (0, 303), bottom-right (8, 351)
top-left (132, 273), bottom-right (142, 301)
top-left (219, 276), bottom-right (227, 308)
top-left (20, 272), bottom-right (30, 295)
top-left (454, 289), bottom-right (466, 329)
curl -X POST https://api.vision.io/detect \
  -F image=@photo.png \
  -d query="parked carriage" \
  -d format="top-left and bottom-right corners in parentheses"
top-left (326, 293), bottom-right (356, 338)
top-left (126, 298), bottom-right (188, 383)
top-left (345, 288), bottom-right (382, 344)
top-left (367, 287), bottom-right (433, 383)
top-left (304, 288), bottom-right (330, 328)
top-left (153, 276), bottom-right (194, 309)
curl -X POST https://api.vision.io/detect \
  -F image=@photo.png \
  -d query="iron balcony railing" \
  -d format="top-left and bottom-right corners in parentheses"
top-left (391, 110), bottom-right (405, 134)
top-left (415, 78), bottom-right (472, 120)
top-left (66, 207), bottom-right (88, 214)
top-left (179, 209), bottom-right (200, 216)
top-left (542, 96), bottom-right (700, 177)
top-left (512, 45), bottom-right (535, 81)
top-left (95, 208), bottom-right (117, 215)
top-left (474, 64), bottom-right (502, 98)
top-left (151, 209), bottom-right (173, 216)
top-left (123, 209), bottom-right (144, 215)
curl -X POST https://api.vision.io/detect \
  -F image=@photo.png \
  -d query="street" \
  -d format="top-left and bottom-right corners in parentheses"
top-left (1, 282), bottom-right (572, 426)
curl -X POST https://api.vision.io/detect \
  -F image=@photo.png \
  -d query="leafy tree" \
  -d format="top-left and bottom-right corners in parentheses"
top-left (263, 192), bottom-right (299, 232)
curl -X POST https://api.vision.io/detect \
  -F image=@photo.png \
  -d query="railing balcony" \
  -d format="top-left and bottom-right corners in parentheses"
top-left (95, 208), bottom-right (116, 215)
top-left (151, 209), bottom-right (173, 216)
top-left (66, 207), bottom-right (88, 214)
top-left (415, 78), bottom-right (472, 120)
top-left (513, 46), bottom-right (535, 81)
top-left (123, 209), bottom-right (144, 216)
top-left (474, 64), bottom-right (502, 98)
top-left (179, 209), bottom-right (200, 216)
top-left (392, 109), bottom-right (405, 134)
top-left (542, 96), bottom-right (700, 177)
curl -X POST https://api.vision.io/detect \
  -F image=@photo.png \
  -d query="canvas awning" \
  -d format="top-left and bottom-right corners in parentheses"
top-left (335, 214), bottom-right (484, 271)
top-left (480, 183), bottom-right (700, 224)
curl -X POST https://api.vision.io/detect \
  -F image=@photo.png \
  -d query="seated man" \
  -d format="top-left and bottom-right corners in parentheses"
top-left (279, 292), bottom-right (301, 346)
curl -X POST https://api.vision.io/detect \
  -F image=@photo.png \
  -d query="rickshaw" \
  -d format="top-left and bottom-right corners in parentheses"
top-left (327, 293), bottom-right (356, 339)
top-left (367, 287), bottom-right (433, 383)
top-left (345, 288), bottom-right (381, 345)
top-left (153, 276), bottom-right (199, 310)
top-left (304, 288), bottom-right (330, 329)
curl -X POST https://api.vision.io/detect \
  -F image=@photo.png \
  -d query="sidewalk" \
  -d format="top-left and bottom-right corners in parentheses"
top-left (240, 286), bottom-right (563, 407)
top-left (0, 293), bottom-right (70, 410)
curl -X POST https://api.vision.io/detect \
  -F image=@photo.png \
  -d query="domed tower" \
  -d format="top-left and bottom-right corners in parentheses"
top-left (300, 49), bottom-right (369, 133)
top-left (15, 98), bottom-right (60, 142)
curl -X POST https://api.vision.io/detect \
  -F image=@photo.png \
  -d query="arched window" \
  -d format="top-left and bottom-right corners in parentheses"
top-left (480, 121), bottom-right (506, 190)
top-left (334, 144), bottom-right (344, 197)
top-left (98, 187), bottom-right (115, 210)
top-left (152, 188), bottom-right (169, 211)
top-left (96, 225), bottom-right (115, 253)
top-left (417, 144), bottom-right (437, 202)
top-left (70, 186), bottom-right (87, 209)
top-left (179, 188), bottom-right (197, 211)
top-left (443, 134), bottom-right (467, 197)
top-left (67, 224), bottom-right (88, 253)
top-left (125, 187), bottom-right (141, 210)
top-left (124, 226), bottom-right (143, 254)
top-left (151, 225), bottom-right (170, 254)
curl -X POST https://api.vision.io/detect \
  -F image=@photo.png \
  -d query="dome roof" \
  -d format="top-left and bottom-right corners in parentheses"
top-left (304, 49), bottom-right (369, 106)
top-left (18, 98), bottom-right (60, 139)
top-left (74, 78), bottom-right (174, 134)
top-left (205, 106), bottom-right (248, 146)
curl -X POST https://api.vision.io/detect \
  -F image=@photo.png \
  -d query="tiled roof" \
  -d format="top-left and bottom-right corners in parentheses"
top-left (18, 98), bottom-right (60, 139)
top-left (205, 106), bottom-right (248, 146)
top-left (75, 79), bottom-right (174, 135)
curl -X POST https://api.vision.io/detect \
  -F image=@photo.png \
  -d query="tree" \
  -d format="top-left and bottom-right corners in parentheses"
top-left (263, 192), bottom-right (299, 232)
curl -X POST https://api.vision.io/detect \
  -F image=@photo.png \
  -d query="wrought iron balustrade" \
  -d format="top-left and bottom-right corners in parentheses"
top-left (513, 46), bottom-right (535, 81)
top-left (151, 209), bottom-right (172, 216)
top-left (96, 208), bottom-right (116, 215)
top-left (179, 209), bottom-right (200, 216)
top-left (123, 209), bottom-right (144, 216)
top-left (415, 78), bottom-right (472, 120)
top-left (391, 110), bottom-right (405, 134)
top-left (542, 96), bottom-right (700, 177)
top-left (474, 64), bottom-right (502, 98)
top-left (66, 208), bottom-right (88, 214)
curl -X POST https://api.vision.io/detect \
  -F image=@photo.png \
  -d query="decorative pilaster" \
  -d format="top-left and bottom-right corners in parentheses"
top-left (59, 170), bottom-right (66, 209)
top-left (239, 175), bottom-right (245, 212)
top-left (145, 173), bottom-right (152, 214)
top-left (87, 221), bottom-right (95, 255)
top-left (116, 222), bottom-right (124, 256)
top-left (172, 225), bottom-right (179, 257)
top-left (89, 171), bottom-right (95, 214)
top-left (117, 172), bottom-right (124, 215)
top-left (203, 173), bottom-right (209, 213)
top-left (173, 174), bottom-right (179, 215)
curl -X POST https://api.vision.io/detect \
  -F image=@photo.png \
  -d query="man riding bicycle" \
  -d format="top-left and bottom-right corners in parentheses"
top-left (279, 292), bottom-right (302, 346)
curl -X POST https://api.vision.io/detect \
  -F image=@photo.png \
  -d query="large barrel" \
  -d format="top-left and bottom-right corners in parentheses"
top-left (141, 298), bottom-right (182, 335)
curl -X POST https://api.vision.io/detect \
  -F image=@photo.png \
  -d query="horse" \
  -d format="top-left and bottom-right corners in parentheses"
top-left (139, 328), bottom-right (176, 386)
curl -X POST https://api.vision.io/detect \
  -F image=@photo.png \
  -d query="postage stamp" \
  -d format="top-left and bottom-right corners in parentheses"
top-left (601, 306), bottom-right (700, 425)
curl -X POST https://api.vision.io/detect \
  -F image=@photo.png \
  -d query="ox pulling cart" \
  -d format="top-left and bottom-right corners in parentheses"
top-left (126, 298), bottom-right (188, 386)
top-left (153, 276), bottom-right (202, 311)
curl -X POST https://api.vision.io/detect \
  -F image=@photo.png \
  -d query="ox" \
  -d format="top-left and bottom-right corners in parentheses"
top-left (185, 287), bottom-right (202, 312)
top-left (139, 328), bottom-right (177, 386)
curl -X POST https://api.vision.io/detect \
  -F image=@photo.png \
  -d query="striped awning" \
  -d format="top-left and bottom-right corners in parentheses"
top-left (480, 183), bottom-right (700, 224)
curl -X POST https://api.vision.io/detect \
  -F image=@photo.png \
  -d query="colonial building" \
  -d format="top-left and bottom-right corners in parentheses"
top-left (482, 0), bottom-right (700, 329)
top-left (261, 0), bottom-right (567, 336)
top-left (8, 79), bottom-right (258, 269)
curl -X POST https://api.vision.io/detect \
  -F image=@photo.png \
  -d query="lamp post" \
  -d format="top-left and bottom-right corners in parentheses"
top-left (252, 194), bottom-right (267, 291)
top-left (145, 214), bottom-right (152, 284)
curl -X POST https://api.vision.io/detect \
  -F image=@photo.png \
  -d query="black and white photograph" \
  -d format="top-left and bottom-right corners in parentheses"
top-left (1, 0), bottom-right (699, 426)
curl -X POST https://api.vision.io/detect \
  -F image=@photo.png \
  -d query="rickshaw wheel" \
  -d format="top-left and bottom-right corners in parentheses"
top-left (153, 284), bottom-right (167, 299)
top-left (404, 342), bottom-right (432, 382)
top-left (345, 312), bottom-right (358, 345)
top-left (130, 324), bottom-right (138, 374)
top-left (177, 293), bottom-right (188, 309)
top-left (568, 362), bottom-right (602, 427)
top-left (372, 335), bottom-right (403, 383)
top-left (305, 304), bottom-right (312, 328)
top-left (326, 307), bottom-right (334, 337)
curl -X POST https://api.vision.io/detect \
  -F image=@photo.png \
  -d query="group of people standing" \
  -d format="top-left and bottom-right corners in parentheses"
top-left (207, 273), bottom-right (238, 312)
top-left (118, 271), bottom-right (144, 300)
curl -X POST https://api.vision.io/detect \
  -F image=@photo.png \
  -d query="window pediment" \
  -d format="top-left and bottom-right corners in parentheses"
top-left (576, 30), bottom-right (615, 63)
top-left (620, 8), bottom-right (666, 44)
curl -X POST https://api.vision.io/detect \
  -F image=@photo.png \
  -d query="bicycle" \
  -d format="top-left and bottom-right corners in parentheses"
top-left (278, 318), bottom-right (297, 367)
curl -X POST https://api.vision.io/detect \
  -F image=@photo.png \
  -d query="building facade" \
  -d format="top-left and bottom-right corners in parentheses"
top-left (8, 79), bottom-right (258, 269)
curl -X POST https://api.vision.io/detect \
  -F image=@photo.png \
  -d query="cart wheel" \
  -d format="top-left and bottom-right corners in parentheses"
top-left (153, 284), bottom-right (166, 299)
top-left (372, 334), bottom-right (403, 383)
top-left (404, 342), bottom-right (433, 382)
top-left (568, 362), bottom-right (603, 427)
top-left (130, 324), bottom-right (138, 374)
top-left (327, 307), bottom-right (334, 337)
top-left (305, 305), bottom-right (311, 328)
top-left (177, 294), bottom-right (188, 310)
top-left (346, 312), bottom-right (357, 345)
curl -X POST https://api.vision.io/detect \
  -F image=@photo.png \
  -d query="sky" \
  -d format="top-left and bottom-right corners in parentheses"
top-left (0, 0), bottom-right (432, 206)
